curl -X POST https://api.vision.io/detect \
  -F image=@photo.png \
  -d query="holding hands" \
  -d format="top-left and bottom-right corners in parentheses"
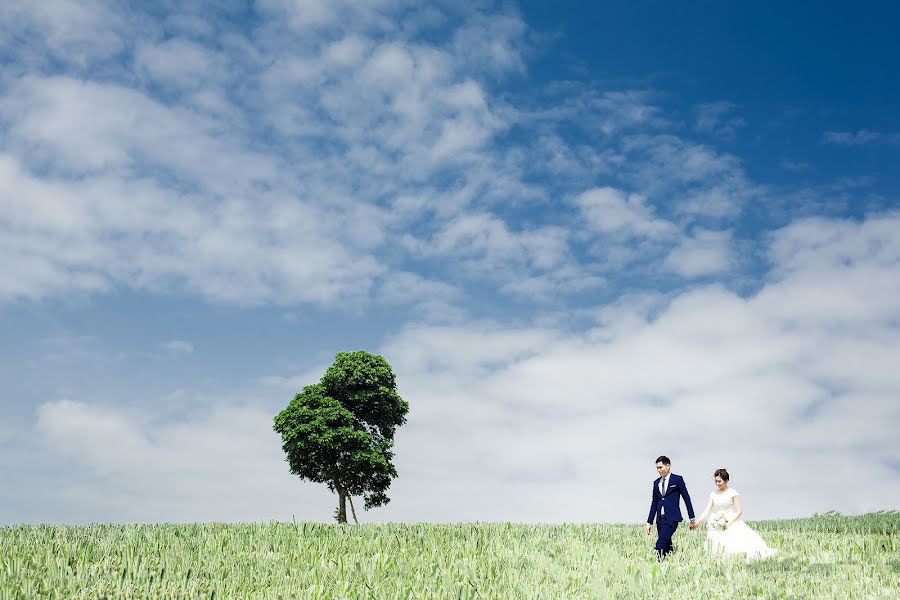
top-left (644, 520), bottom-right (697, 536)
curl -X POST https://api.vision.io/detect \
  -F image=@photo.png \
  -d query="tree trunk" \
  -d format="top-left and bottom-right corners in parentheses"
top-left (348, 495), bottom-right (359, 524)
top-left (336, 488), bottom-right (348, 523)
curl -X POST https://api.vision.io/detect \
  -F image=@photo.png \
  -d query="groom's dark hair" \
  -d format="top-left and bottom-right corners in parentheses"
top-left (655, 456), bottom-right (670, 465)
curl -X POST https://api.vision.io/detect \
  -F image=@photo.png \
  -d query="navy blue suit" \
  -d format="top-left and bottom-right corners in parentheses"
top-left (647, 473), bottom-right (695, 558)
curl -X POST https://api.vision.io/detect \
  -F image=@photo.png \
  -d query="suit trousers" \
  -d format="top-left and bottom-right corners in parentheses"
top-left (655, 515), bottom-right (679, 558)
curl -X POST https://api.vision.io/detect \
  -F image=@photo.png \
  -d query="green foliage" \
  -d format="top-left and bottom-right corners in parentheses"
top-left (2, 512), bottom-right (897, 598)
top-left (273, 351), bottom-right (409, 518)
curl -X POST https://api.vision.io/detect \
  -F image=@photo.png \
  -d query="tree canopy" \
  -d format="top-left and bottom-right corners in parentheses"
top-left (273, 351), bottom-right (409, 523)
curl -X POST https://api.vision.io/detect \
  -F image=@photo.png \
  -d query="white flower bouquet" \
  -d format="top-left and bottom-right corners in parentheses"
top-left (712, 512), bottom-right (730, 531)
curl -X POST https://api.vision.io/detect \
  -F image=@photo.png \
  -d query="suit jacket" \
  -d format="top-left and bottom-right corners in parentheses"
top-left (647, 473), bottom-right (695, 524)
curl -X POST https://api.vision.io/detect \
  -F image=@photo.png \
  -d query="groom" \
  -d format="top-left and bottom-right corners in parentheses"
top-left (644, 455), bottom-right (696, 559)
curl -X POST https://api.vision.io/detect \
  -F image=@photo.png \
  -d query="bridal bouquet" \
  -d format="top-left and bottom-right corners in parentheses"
top-left (712, 512), bottom-right (730, 531)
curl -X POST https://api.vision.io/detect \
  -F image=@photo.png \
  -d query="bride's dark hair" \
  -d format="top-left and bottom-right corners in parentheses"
top-left (714, 468), bottom-right (730, 481)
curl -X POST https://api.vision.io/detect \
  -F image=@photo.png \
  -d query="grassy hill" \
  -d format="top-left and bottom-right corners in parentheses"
top-left (2, 511), bottom-right (896, 599)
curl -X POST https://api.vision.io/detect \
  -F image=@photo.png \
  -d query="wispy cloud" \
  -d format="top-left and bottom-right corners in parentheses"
top-left (163, 340), bottom-right (194, 354)
top-left (0, 2), bottom-right (543, 308)
top-left (694, 101), bottom-right (746, 139)
top-left (780, 158), bottom-right (812, 172)
top-left (0, 0), bottom-right (772, 309)
top-left (620, 134), bottom-right (759, 219)
top-left (823, 129), bottom-right (900, 146)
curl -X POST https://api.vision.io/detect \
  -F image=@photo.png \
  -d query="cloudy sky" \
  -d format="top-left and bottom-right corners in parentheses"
top-left (2, 0), bottom-right (899, 525)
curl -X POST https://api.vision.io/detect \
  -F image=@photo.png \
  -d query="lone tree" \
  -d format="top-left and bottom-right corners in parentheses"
top-left (273, 351), bottom-right (409, 523)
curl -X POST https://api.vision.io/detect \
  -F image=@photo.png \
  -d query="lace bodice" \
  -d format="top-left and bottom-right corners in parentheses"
top-left (710, 488), bottom-right (739, 515)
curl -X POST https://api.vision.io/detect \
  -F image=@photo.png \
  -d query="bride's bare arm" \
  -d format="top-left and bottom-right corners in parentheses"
top-left (696, 498), bottom-right (714, 523)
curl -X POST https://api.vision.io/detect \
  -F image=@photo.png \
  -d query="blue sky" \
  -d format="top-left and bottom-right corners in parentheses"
top-left (1, 0), bottom-right (898, 524)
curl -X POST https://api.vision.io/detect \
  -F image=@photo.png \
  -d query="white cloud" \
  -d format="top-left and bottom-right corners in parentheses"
top-left (0, 0), bottom-right (766, 312)
top-left (15, 212), bottom-right (899, 524)
top-left (823, 130), bottom-right (899, 146)
top-left (375, 271), bottom-right (466, 321)
top-left (1, 76), bottom-right (273, 186)
top-left (694, 101), bottom-right (746, 138)
top-left (0, 0), bottom-right (126, 67)
top-left (376, 215), bottom-right (900, 522)
top-left (2, 0), bottom-right (897, 528)
top-left (663, 229), bottom-right (734, 277)
top-left (450, 12), bottom-right (527, 76)
top-left (163, 340), bottom-right (194, 354)
top-left (780, 158), bottom-right (811, 172)
top-left (621, 135), bottom-right (758, 218)
top-left (377, 272), bottom-right (459, 304)
top-left (401, 213), bottom-right (590, 301)
top-left (576, 187), bottom-right (678, 238)
top-left (31, 398), bottom-right (324, 522)
top-left (527, 88), bottom-right (668, 136)
top-left (135, 39), bottom-right (221, 89)
top-left (0, 154), bottom-right (387, 305)
top-left (407, 213), bottom-right (570, 272)
top-left (768, 214), bottom-right (900, 275)
top-left (256, 0), bottom-right (411, 32)
top-left (323, 35), bottom-right (371, 66)
top-left (36, 400), bottom-right (149, 469)
top-left (760, 213), bottom-right (900, 327)
top-left (0, 3), bottom-right (532, 309)
top-left (500, 268), bottom-right (606, 302)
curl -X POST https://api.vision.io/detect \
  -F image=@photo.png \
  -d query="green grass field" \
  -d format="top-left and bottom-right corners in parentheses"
top-left (2, 511), bottom-right (896, 599)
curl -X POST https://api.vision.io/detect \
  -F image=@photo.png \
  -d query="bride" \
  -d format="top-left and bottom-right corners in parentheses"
top-left (695, 468), bottom-right (777, 560)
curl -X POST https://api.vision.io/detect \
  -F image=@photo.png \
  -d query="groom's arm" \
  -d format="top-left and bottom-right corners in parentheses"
top-left (645, 484), bottom-right (658, 535)
top-left (647, 484), bottom-right (659, 524)
top-left (680, 475), bottom-right (696, 521)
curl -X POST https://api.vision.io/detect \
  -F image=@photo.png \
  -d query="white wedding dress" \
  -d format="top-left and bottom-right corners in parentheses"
top-left (705, 488), bottom-right (777, 560)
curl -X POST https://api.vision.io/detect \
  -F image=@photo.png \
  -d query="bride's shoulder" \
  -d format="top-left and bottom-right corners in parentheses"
top-left (728, 488), bottom-right (740, 497)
